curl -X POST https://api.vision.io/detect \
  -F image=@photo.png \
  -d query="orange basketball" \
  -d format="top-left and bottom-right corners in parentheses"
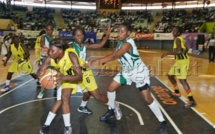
top-left (39, 68), bottom-right (58, 89)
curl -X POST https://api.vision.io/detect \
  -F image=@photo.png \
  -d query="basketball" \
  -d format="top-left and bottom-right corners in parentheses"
top-left (39, 68), bottom-right (58, 89)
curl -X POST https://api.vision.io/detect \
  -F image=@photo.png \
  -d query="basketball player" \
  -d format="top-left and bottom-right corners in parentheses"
top-left (207, 32), bottom-right (215, 62)
top-left (37, 24), bottom-right (55, 99)
top-left (34, 30), bottom-right (46, 65)
top-left (37, 38), bottom-right (82, 134)
top-left (68, 25), bottom-right (116, 115)
top-left (89, 22), bottom-right (167, 134)
top-left (0, 35), bottom-right (37, 93)
top-left (161, 26), bottom-right (196, 108)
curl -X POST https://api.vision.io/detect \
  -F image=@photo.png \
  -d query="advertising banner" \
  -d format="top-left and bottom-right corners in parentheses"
top-left (154, 33), bottom-right (173, 40)
top-left (135, 33), bottom-right (154, 40)
top-left (58, 31), bottom-right (73, 39)
top-left (96, 32), bottom-right (104, 40)
top-left (0, 31), bottom-right (3, 36)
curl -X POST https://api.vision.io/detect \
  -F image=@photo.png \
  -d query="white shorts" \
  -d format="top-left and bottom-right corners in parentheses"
top-left (57, 86), bottom-right (62, 100)
top-left (113, 65), bottom-right (150, 88)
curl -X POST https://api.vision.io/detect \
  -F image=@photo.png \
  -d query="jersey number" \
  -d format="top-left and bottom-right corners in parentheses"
top-left (86, 77), bottom-right (90, 83)
top-left (66, 68), bottom-right (74, 75)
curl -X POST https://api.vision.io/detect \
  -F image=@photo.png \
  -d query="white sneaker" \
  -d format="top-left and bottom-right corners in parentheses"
top-left (1, 85), bottom-right (10, 92)
top-left (114, 101), bottom-right (122, 120)
top-left (37, 91), bottom-right (44, 99)
top-left (64, 126), bottom-right (72, 134)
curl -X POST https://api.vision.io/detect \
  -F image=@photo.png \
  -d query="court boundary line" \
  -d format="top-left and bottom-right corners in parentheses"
top-left (0, 78), bottom-right (34, 98)
top-left (151, 93), bottom-right (183, 134)
top-left (118, 102), bottom-right (144, 125)
top-left (0, 97), bottom-right (144, 126)
top-left (155, 76), bottom-right (215, 129)
top-left (0, 75), bottom-right (22, 85)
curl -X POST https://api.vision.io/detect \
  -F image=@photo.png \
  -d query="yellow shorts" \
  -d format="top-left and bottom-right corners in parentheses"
top-left (61, 82), bottom-right (77, 94)
top-left (8, 59), bottom-right (34, 74)
top-left (168, 59), bottom-right (189, 79)
top-left (78, 69), bottom-right (98, 92)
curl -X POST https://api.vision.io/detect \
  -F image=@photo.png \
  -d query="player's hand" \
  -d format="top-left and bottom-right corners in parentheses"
top-left (17, 59), bottom-right (25, 64)
top-left (55, 72), bottom-right (64, 86)
top-left (161, 53), bottom-right (168, 58)
top-left (88, 59), bottom-right (99, 67)
top-left (41, 47), bottom-right (49, 55)
top-left (36, 70), bottom-right (45, 80)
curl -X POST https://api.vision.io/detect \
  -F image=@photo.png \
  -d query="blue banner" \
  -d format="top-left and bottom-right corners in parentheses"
top-left (58, 31), bottom-right (73, 39)
top-left (84, 32), bottom-right (97, 44)
top-left (0, 31), bottom-right (4, 36)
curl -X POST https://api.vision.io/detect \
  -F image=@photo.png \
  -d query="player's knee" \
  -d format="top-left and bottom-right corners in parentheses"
top-left (61, 95), bottom-right (70, 104)
top-left (93, 94), bottom-right (101, 101)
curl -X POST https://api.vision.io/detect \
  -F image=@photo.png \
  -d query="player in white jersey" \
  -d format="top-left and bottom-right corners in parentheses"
top-left (37, 24), bottom-right (56, 99)
top-left (89, 22), bottom-right (167, 134)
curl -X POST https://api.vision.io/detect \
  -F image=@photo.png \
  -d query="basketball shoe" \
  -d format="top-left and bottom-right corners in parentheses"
top-left (172, 90), bottom-right (181, 97)
top-left (114, 101), bottom-right (122, 120)
top-left (99, 109), bottom-right (114, 121)
top-left (77, 106), bottom-right (93, 114)
top-left (184, 101), bottom-right (196, 108)
top-left (64, 126), bottom-right (72, 134)
top-left (172, 92), bottom-right (181, 97)
top-left (159, 121), bottom-right (168, 134)
top-left (0, 85), bottom-right (10, 93)
top-left (39, 125), bottom-right (49, 134)
top-left (37, 91), bottom-right (44, 99)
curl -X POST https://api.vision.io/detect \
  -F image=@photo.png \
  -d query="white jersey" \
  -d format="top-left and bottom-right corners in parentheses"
top-left (208, 38), bottom-right (215, 46)
top-left (43, 34), bottom-right (51, 48)
top-left (116, 37), bottom-right (147, 73)
top-left (114, 37), bottom-right (150, 88)
top-left (69, 42), bottom-right (87, 61)
top-left (39, 34), bottom-right (52, 65)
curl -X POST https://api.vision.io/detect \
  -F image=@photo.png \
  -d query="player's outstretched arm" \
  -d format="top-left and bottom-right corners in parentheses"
top-left (85, 23), bottom-right (111, 49)
top-left (89, 42), bottom-right (131, 66)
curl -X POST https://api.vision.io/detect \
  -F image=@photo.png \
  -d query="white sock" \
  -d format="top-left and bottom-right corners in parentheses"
top-left (80, 100), bottom-right (88, 107)
top-left (148, 100), bottom-right (165, 122)
top-left (63, 113), bottom-right (71, 127)
top-left (44, 112), bottom-right (56, 126)
top-left (106, 91), bottom-right (116, 109)
top-left (6, 80), bottom-right (10, 86)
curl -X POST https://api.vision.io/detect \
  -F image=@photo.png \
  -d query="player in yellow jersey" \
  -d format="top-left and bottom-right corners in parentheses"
top-left (68, 25), bottom-right (115, 115)
top-left (37, 38), bottom-right (82, 134)
top-left (34, 30), bottom-right (46, 65)
top-left (161, 26), bottom-right (196, 108)
top-left (0, 35), bottom-right (37, 93)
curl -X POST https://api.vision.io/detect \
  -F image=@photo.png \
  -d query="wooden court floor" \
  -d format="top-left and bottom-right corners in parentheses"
top-left (0, 48), bottom-right (215, 134)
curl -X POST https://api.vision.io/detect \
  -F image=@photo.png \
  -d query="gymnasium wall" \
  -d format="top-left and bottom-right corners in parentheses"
top-left (0, 19), bottom-right (17, 30)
